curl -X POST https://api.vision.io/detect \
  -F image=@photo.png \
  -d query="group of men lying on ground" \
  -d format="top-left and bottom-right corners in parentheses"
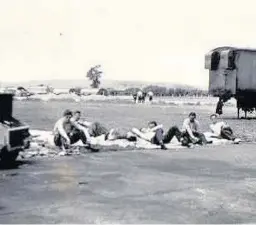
top-left (53, 110), bottom-right (241, 152)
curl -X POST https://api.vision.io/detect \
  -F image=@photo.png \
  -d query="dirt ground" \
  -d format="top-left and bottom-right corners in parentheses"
top-left (0, 144), bottom-right (256, 223)
top-left (0, 100), bottom-right (255, 223)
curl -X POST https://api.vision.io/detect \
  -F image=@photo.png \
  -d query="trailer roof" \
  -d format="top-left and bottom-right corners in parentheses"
top-left (212, 46), bottom-right (256, 52)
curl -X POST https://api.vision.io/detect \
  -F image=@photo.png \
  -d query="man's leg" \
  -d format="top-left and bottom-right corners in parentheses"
top-left (220, 127), bottom-right (236, 141)
top-left (163, 126), bottom-right (182, 143)
top-left (111, 131), bottom-right (137, 141)
top-left (54, 133), bottom-right (69, 149)
top-left (54, 133), bottom-right (62, 147)
top-left (152, 128), bottom-right (164, 144)
top-left (151, 128), bottom-right (167, 150)
top-left (131, 128), bottom-right (152, 141)
top-left (70, 129), bottom-right (87, 145)
top-left (193, 131), bottom-right (210, 145)
top-left (90, 122), bottom-right (109, 137)
top-left (180, 131), bottom-right (191, 146)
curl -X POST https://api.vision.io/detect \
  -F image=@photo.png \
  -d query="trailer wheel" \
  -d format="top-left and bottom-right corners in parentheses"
top-left (0, 147), bottom-right (20, 163)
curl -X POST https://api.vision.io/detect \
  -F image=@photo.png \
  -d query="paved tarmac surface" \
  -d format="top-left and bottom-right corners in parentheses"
top-left (0, 144), bottom-right (256, 223)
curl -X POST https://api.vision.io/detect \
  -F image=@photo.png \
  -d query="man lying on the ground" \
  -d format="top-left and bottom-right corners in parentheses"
top-left (132, 121), bottom-right (168, 150)
top-left (53, 109), bottom-right (89, 151)
top-left (181, 112), bottom-right (212, 146)
top-left (71, 110), bottom-right (137, 142)
top-left (209, 114), bottom-right (241, 144)
top-left (132, 120), bottom-right (210, 149)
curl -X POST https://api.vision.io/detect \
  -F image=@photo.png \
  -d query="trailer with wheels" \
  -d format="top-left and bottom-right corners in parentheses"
top-left (0, 94), bottom-right (30, 163)
top-left (205, 46), bottom-right (256, 118)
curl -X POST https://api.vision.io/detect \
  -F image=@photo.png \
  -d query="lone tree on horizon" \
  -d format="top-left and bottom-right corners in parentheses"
top-left (86, 65), bottom-right (103, 88)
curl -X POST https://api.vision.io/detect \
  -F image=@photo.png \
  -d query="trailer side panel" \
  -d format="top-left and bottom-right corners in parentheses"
top-left (236, 51), bottom-right (256, 92)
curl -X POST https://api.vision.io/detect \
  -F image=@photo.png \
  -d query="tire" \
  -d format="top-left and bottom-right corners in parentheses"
top-left (0, 147), bottom-right (20, 163)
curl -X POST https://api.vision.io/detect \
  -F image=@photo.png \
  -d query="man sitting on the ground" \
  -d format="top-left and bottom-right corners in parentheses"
top-left (70, 110), bottom-right (92, 143)
top-left (180, 112), bottom-right (212, 146)
top-left (209, 114), bottom-right (241, 144)
top-left (71, 110), bottom-right (137, 142)
top-left (53, 110), bottom-right (89, 151)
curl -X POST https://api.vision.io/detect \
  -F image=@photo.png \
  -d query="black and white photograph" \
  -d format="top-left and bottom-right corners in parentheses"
top-left (0, 0), bottom-right (255, 223)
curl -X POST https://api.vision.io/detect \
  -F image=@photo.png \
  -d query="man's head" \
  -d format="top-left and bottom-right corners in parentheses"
top-left (63, 109), bottom-right (73, 122)
top-left (189, 112), bottom-right (196, 122)
top-left (148, 121), bottom-right (157, 129)
top-left (210, 113), bottom-right (219, 124)
top-left (73, 110), bottom-right (81, 121)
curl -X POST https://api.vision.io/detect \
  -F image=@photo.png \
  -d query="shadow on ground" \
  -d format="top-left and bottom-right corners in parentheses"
top-left (0, 160), bottom-right (35, 170)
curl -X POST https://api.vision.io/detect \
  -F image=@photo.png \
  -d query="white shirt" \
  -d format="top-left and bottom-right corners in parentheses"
top-left (210, 121), bottom-right (226, 136)
top-left (148, 91), bottom-right (153, 96)
top-left (137, 91), bottom-right (143, 97)
top-left (182, 118), bottom-right (200, 132)
top-left (140, 128), bottom-right (156, 140)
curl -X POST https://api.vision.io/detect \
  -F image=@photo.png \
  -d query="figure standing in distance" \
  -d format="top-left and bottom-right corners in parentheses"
top-left (216, 97), bottom-right (224, 115)
top-left (132, 93), bottom-right (137, 103)
top-left (148, 91), bottom-right (154, 103)
top-left (137, 90), bottom-right (143, 103)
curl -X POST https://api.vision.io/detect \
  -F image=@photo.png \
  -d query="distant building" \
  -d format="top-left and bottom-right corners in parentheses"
top-left (81, 88), bottom-right (99, 96)
top-left (3, 87), bottom-right (17, 95)
top-left (27, 85), bottom-right (51, 95)
top-left (53, 88), bottom-right (70, 95)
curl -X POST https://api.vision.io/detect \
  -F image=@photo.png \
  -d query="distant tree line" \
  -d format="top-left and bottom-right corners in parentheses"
top-left (97, 85), bottom-right (209, 97)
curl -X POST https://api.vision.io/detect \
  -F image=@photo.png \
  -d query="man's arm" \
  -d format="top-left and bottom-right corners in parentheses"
top-left (77, 120), bottom-right (92, 128)
top-left (149, 124), bottom-right (163, 132)
top-left (221, 121), bottom-right (229, 129)
top-left (209, 124), bottom-right (215, 133)
top-left (185, 124), bottom-right (196, 139)
top-left (183, 120), bottom-right (197, 139)
top-left (57, 120), bottom-right (70, 143)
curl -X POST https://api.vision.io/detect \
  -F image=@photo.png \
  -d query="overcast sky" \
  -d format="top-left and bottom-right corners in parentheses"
top-left (0, 0), bottom-right (256, 87)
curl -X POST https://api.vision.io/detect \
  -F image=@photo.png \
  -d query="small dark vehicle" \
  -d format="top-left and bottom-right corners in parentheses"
top-left (0, 94), bottom-right (30, 162)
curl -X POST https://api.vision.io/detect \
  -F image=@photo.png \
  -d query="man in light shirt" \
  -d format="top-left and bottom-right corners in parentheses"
top-left (53, 110), bottom-right (88, 150)
top-left (209, 114), bottom-right (241, 143)
top-left (181, 112), bottom-right (210, 146)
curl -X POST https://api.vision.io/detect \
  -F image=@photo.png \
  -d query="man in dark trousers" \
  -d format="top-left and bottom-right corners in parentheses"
top-left (154, 112), bottom-right (212, 147)
top-left (209, 114), bottom-right (241, 143)
top-left (216, 98), bottom-right (224, 115)
top-left (53, 109), bottom-right (89, 151)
